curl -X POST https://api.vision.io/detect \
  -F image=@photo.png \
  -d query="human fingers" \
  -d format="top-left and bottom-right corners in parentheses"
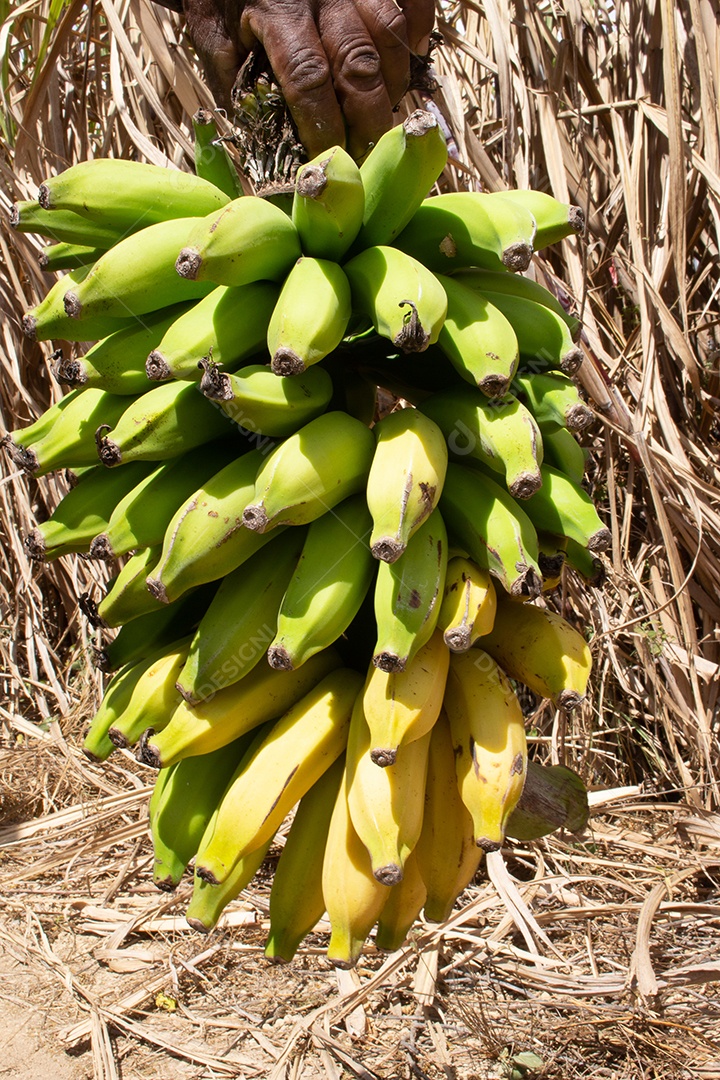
top-left (397, 0), bottom-right (435, 55)
top-left (183, 0), bottom-right (245, 112)
top-left (354, 0), bottom-right (411, 109)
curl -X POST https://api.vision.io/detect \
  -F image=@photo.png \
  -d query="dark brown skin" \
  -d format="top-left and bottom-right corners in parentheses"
top-left (176, 0), bottom-right (435, 159)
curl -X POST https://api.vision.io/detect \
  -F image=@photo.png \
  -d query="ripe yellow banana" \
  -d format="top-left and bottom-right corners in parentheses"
top-left (437, 555), bottom-right (497, 652)
top-left (374, 847), bottom-right (427, 952)
top-left (444, 649), bottom-right (528, 851)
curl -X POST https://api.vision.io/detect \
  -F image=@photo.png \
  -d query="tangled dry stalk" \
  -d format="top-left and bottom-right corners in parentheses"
top-left (0, 1), bottom-right (719, 1076)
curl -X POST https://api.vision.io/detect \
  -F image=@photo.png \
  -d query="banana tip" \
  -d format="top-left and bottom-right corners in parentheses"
top-left (145, 351), bottom-right (172, 381)
top-left (560, 348), bottom-right (584, 374)
top-left (555, 689), bottom-right (585, 711)
top-left (477, 837), bottom-right (503, 853)
top-left (296, 163), bottom-right (328, 199)
top-left (9, 203), bottom-right (21, 228)
top-left (21, 312), bottom-right (37, 340)
top-left (242, 505), bottom-right (269, 532)
top-left (37, 183), bottom-right (51, 210)
top-left (372, 652), bottom-right (407, 673)
top-left (138, 729), bottom-right (161, 768)
top-left (195, 864), bottom-right (221, 886)
top-left (175, 681), bottom-right (200, 706)
top-left (271, 349), bottom-right (306, 376)
top-left (88, 534), bottom-right (114, 561)
top-left (374, 864), bottom-right (403, 886)
top-left (185, 916), bottom-right (213, 934)
top-left (443, 626), bottom-right (472, 653)
top-left (266, 645), bottom-right (295, 671)
top-left (146, 577), bottom-right (169, 604)
top-left (477, 372), bottom-right (511, 399)
top-left (501, 241), bottom-right (533, 272)
top-left (53, 355), bottom-right (86, 387)
top-left (63, 291), bottom-right (82, 319)
top-left (371, 538), bottom-right (405, 563)
top-left (507, 471), bottom-right (543, 500)
top-left (568, 205), bottom-right (585, 235)
top-left (370, 747), bottom-right (397, 768)
top-left (24, 529), bottom-right (46, 561)
top-left (587, 528), bottom-right (612, 553)
top-left (176, 248), bottom-right (202, 280)
top-left (107, 727), bottom-right (128, 749)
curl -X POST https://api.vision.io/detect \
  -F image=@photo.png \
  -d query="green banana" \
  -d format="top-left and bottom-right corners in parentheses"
top-left (366, 407), bottom-right (448, 563)
top-left (185, 836), bottom-right (273, 933)
top-left (24, 460), bottom-right (153, 561)
top-left (38, 158), bottom-right (230, 228)
top-left (195, 667), bottom-right (362, 885)
top-left (564, 538), bottom-right (607, 586)
top-left (175, 529), bottom-right (305, 705)
top-left (475, 596), bottom-right (593, 710)
top-left (192, 108), bottom-right (242, 199)
top-left (175, 195), bottom-right (302, 286)
top-left (53, 303), bottom-right (193, 395)
top-left (444, 649), bottom-right (527, 851)
top-left (95, 381), bottom-right (234, 467)
top-left (139, 647), bottom-right (341, 769)
top-left (107, 639), bottom-right (190, 749)
top-left (505, 759), bottom-right (589, 841)
top-left (62, 217), bottom-right (216, 325)
top-left (22, 265), bottom-right (135, 343)
top-left (3, 388), bottom-right (85, 454)
top-left (40, 242), bottom-right (104, 272)
top-left (94, 545), bottom-right (165, 628)
top-left (344, 245), bottom-right (448, 353)
top-left (204, 364), bottom-right (334, 437)
top-left (434, 273), bottom-right (519, 397)
top-left (452, 267), bottom-right (581, 342)
top-left (522, 464), bottom-right (612, 551)
top-left (13, 387), bottom-right (131, 475)
top-left (374, 848), bottom-right (427, 952)
top-left (10, 200), bottom-right (123, 247)
top-left (88, 442), bottom-right (239, 560)
top-left (149, 731), bottom-right (255, 892)
top-left (241, 411), bottom-right (375, 533)
top-left (145, 282), bottom-right (279, 382)
top-left (82, 653), bottom-right (163, 762)
top-left (414, 709), bottom-right (483, 922)
top-left (267, 493), bottom-right (376, 671)
top-left (345, 692), bottom-right (431, 884)
top-left (540, 425), bottom-right (588, 485)
top-left (372, 506), bottom-right (448, 673)
top-left (393, 191), bottom-right (533, 274)
top-left (264, 755), bottom-right (345, 962)
top-left (419, 387), bottom-right (542, 499)
top-left (439, 463), bottom-right (542, 598)
top-left (145, 448), bottom-right (275, 606)
top-left (486, 189), bottom-right (585, 248)
top-left (267, 257), bottom-right (352, 375)
top-left (291, 144), bottom-right (364, 260)
top-left (352, 109), bottom-right (448, 250)
top-left (512, 371), bottom-right (594, 433)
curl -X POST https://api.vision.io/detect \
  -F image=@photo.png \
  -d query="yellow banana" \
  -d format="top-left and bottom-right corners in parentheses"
top-left (437, 555), bottom-right (497, 652)
top-left (374, 848), bottom-right (427, 952)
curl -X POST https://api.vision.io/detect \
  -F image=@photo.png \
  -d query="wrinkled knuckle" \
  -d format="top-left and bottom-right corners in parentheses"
top-left (339, 40), bottom-right (382, 80)
top-left (288, 48), bottom-right (332, 93)
top-left (374, 8), bottom-right (408, 50)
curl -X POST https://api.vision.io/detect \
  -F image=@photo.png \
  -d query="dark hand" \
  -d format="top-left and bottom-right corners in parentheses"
top-left (180, 0), bottom-right (435, 160)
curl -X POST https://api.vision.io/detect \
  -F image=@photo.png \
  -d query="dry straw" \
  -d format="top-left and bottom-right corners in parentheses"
top-left (1, 1), bottom-right (719, 1076)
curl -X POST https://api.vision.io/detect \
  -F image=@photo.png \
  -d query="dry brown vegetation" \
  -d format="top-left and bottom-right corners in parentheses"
top-left (1, 1), bottom-right (719, 1076)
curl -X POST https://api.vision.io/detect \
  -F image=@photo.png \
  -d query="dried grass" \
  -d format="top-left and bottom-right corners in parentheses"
top-left (1, 0), bottom-right (719, 1076)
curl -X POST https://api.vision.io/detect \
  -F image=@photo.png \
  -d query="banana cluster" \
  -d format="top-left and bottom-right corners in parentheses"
top-left (6, 108), bottom-right (600, 967)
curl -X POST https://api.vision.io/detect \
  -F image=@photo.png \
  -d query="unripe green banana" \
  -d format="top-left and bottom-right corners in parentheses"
top-left (95, 381), bottom-right (234, 467)
top-left (39, 242), bottom-right (104, 272)
top-left (437, 556), bottom-right (497, 651)
top-left (185, 836), bottom-right (273, 933)
top-left (22, 265), bottom-right (135, 343)
top-left (362, 628), bottom-right (449, 767)
top-left (372, 506), bottom-right (448, 673)
top-left (195, 666), bottom-right (362, 885)
top-left (89, 442), bottom-right (239, 559)
top-left (140, 646), bottom-right (341, 769)
top-left (394, 191), bottom-right (532, 274)
top-left (439, 463), bottom-right (542, 598)
top-left (374, 848), bottom-right (427, 952)
top-left (192, 108), bottom-right (242, 199)
top-left (322, 762), bottom-right (391, 968)
top-left (145, 282), bottom-right (279, 382)
top-left (107, 639), bottom-right (190, 749)
top-left (145, 448), bottom-right (273, 606)
top-left (414, 709), bottom-right (483, 922)
top-left (264, 755), bottom-right (345, 962)
top-left (10, 200), bottom-right (123, 247)
top-left (38, 158), bottom-right (230, 228)
top-left (3, 388), bottom-right (85, 454)
top-left (434, 273), bottom-right (519, 397)
top-left (149, 730), bottom-right (256, 892)
top-left (82, 653), bottom-right (162, 762)
top-left (94, 545), bottom-right (165, 628)
top-left (14, 387), bottom-right (131, 475)
top-left (506, 759), bottom-right (589, 841)
top-left (486, 189), bottom-right (585, 248)
top-left (540, 426), bottom-right (588, 485)
top-left (175, 529), bottom-right (305, 705)
top-left (291, 145), bottom-right (364, 260)
top-left (24, 460), bottom-right (152, 561)
top-left (267, 257), bottom-right (352, 375)
top-left (267, 494), bottom-right (376, 672)
top-left (62, 218), bottom-right (216, 325)
top-left (205, 364), bottom-right (334, 437)
top-left (366, 407), bottom-right (448, 563)
top-left (345, 692), bottom-right (431, 885)
top-left (352, 110), bottom-right (448, 250)
top-left (564, 538), bottom-right (607, 586)
top-left (241, 411), bottom-right (375, 533)
top-left (512, 371), bottom-right (594, 433)
top-left (444, 649), bottom-right (527, 851)
top-left (476, 596), bottom-right (593, 709)
top-left (53, 304), bottom-right (193, 395)
top-left (419, 387), bottom-right (542, 499)
top-left (175, 196), bottom-right (302, 286)
top-left (522, 464), bottom-right (612, 552)
top-left (344, 246), bottom-right (448, 353)
top-left (452, 267), bottom-right (581, 342)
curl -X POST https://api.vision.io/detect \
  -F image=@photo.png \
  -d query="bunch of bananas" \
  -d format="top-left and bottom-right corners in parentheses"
top-left (6, 108), bottom-right (600, 967)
